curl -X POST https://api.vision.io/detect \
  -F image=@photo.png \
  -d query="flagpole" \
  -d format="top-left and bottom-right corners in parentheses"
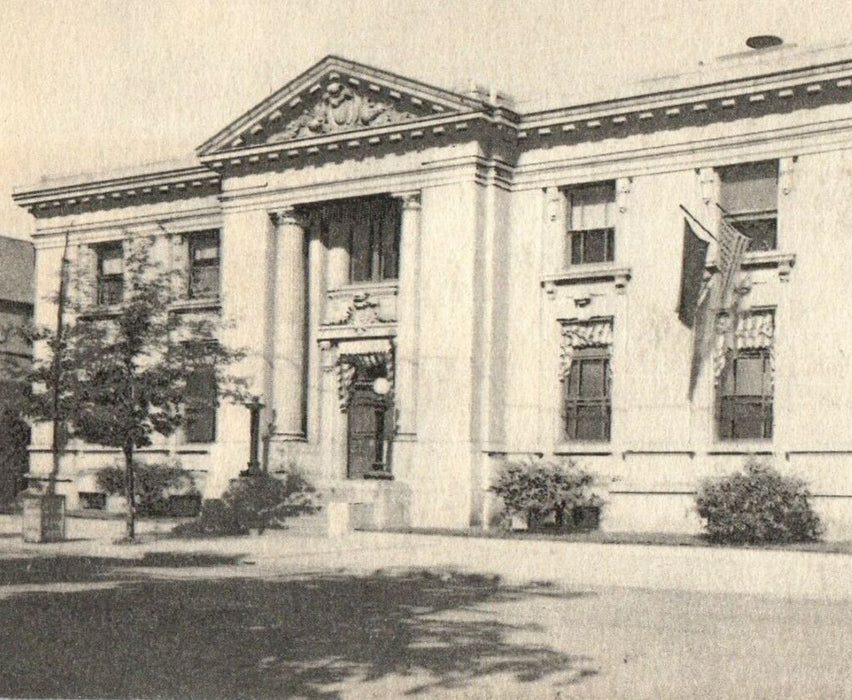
top-left (679, 204), bottom-right (717, 241)
top-left (714, 202), bottom-right (734, 218)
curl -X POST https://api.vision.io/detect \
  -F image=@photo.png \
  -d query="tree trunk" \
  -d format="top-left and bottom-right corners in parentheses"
top-left (47, 232), bottom-right (70, 497)
top-left (123, 445), bottom-right (136, 541)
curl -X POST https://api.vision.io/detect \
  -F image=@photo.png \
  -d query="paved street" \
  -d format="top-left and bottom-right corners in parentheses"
top-left (0, 516), bottom-right (850, 699)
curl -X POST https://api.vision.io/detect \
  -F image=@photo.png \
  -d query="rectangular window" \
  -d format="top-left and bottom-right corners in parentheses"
top-left (716, 310), bottom-right (775, 440)
top-left (188, 230), bottom-right (220, 299)
top-left (565, 182), bottom-right (616, 265)
top-left (717, 349), bottom-right (773, 439)
top-left (718, 161), bottom-right (778, 251)
top-left (184, 367), bottom-right (217, 443)
top-left (348, 197), bottom-right (400, 283)
top-left (563, 349), bottom-right (612, 441)
top-left (96, 243), bottom-right (124, 306)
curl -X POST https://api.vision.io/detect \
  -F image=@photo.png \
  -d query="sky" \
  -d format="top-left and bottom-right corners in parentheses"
top-left (2, 0), bottom-right (851, 239)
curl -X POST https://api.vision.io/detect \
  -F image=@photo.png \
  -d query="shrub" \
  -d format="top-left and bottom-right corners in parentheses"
top-left (171, 499), bottom-right (247, 537)
top-left (172, 469), bottom-right (319, 537)
top-left (96, 462), bottom-right (198, 517)
top-left (491, 458), bottom-right (602, 529)
top-left (695, 460), bottom-right (824, 544)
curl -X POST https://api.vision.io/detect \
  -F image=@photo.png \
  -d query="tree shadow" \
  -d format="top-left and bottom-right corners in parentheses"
top-left (0, 560), bottom-right (598, 699)
top-left (0, 552), bottom-right (246, 585)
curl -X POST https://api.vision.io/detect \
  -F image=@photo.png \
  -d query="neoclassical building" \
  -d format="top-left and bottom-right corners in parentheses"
top-left (15, 48), bottom-right (852, 536)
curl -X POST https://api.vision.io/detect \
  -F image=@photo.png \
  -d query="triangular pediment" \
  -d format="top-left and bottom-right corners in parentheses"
top-left (198, 56), bottom-right (486, 157)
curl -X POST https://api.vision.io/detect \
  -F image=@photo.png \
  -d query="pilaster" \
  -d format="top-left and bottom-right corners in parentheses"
top-left (392, 191), bottom-right (422, 441)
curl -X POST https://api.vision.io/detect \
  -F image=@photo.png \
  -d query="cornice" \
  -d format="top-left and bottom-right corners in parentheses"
top-left (200, 112), bottom-right (516, 173)
top-left (14, 163), bottom-right (221, 219)
top-left (516, 59), bottom-right (852, 150)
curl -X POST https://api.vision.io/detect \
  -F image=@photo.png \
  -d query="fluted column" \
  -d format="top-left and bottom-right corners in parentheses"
top-left (393, 191), bottom-right (422, 441)
top-left (271, 206), bottom-right (307, 440)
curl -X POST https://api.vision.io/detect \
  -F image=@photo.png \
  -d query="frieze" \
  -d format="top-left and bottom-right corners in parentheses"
top-left (268, 82), bottom-right (420, 143)
top-left (323, 287), bottom-right (398, 328)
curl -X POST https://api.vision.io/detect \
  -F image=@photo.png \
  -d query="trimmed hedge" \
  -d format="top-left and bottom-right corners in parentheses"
top-left (695, 460), bottom-right (824, 544)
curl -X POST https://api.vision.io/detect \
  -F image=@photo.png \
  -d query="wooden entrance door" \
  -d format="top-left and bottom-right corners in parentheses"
top-left (347, 382), bottom-right (394, 479)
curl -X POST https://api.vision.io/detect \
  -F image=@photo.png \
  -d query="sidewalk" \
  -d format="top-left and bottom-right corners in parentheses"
top-left (1, 515), bottom-right (849, 601)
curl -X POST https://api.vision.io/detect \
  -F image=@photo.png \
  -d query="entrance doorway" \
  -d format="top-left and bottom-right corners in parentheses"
top-left (347, 370), bottom-right (394, 479)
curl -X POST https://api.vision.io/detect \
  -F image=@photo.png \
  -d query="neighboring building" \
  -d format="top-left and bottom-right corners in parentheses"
top-left (13, 46), bottom-right (852, 536)
top-left (0, 236), bottom-right (34, 504)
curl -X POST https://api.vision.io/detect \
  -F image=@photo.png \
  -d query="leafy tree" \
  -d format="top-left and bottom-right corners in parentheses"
top-left (26, 236), bottom-right (247, 541)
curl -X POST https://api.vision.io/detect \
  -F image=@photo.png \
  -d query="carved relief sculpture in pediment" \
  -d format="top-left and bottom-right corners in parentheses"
top-left (268, 82), bottom-right (420, 143)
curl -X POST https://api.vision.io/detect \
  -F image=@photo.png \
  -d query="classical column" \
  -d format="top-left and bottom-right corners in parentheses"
top-left (326, 202), bottom-right (350, 289)
top-left (393, 191), bottom-right (422, 441)
top-left (271, 206), bottom-right (307, 440)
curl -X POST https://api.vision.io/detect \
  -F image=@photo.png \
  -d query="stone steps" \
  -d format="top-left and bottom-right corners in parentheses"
top-left (284, 480), bottom-right (412, 536)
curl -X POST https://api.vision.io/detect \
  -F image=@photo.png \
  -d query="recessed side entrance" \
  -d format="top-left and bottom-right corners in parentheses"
top-left (347, 365), bottom-right (394, 479)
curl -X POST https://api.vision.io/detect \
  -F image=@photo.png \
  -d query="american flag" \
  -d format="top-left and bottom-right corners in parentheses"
top-left (686, 214), bottom-right (750, 400)
top-left (715, 217), bottom-right (751, 310)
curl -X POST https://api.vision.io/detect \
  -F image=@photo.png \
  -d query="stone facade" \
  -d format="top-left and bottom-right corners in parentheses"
top-left (14, 51), bottom-right (852, 537)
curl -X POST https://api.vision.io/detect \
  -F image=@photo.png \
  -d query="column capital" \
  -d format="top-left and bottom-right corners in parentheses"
top-left (270, 205), bottom-right (306, 228)
top-left (392, 191), bottom-right (421, 211)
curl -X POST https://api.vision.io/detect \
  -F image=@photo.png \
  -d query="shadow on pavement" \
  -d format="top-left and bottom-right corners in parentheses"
top-left (0, 556), bottom-right (597, 699)
top-left (0, 552), bottom-right (247, 585)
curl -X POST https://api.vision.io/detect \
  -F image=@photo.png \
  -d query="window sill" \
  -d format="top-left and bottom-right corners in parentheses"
top-left (707, 441), bottom-right (774, 455)
top-left (541, 265), bottom-right (631, 297)
top-left (79, 304), bottom-right (123, 320)
top-left (362, 472), bottom-right (394, 481)
top-left (707, 251), bottom-right (795, 282)
top-left (334, 280), bottom-right (399, 292)
top-left (176, 445), bottom-right (214, 454)
top-left (80, 296), bottom-right (222, 318)
top-left (554, 442), bottom-right (613, 456)
top-left (171, 297), bottom-right (221, 313)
